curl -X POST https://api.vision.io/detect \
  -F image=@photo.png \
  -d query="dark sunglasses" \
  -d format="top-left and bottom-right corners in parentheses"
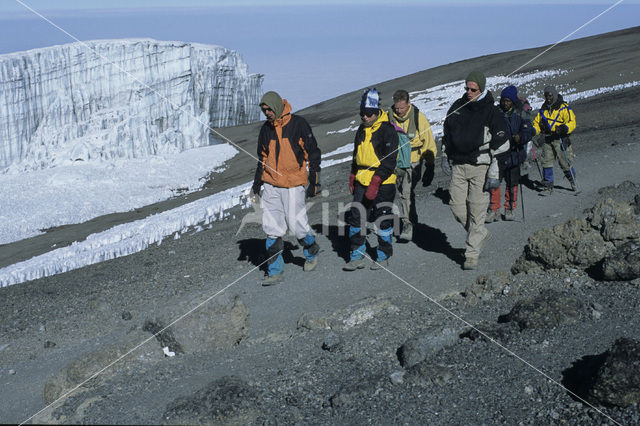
top-left (261, 106), bottom-right (273, 113)
top-left (464, 86), bottom-right (479, 93)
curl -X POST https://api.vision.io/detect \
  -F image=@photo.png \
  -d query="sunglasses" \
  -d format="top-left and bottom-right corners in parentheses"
top-left (464, 86), bottom-right (479, 93)
top-left (261, 106), bottom-right (273, 113)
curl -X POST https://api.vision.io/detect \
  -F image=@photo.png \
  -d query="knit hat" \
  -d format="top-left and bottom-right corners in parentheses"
top-left (465, 70), bottom-right (486, 92)
top-left (360, 88), bottom-right (380, 117)
top-left (500, 85), bottom-right (519, 104)
top-left (544, 86), bottom-right (558, 105)
top-left (260, 91), bottom-right (285, 119)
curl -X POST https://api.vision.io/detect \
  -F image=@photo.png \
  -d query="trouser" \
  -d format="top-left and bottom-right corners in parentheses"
top-left (489, 186), bottom-right (519, 211)
top-left (261, 183), bottom-right (317, 276)
top-left (347, 182), bottom-right (396, 261)
top-left (449, 163), bottom-right (489, 261)
top-left (541, 138), bottom-right (576, 183)
top-left (396, 161), bottom-right (422, 224)
top-left (488, 165), bottom-right (520, 211)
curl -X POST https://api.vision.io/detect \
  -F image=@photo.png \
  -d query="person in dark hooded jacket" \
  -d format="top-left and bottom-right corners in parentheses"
top-left (532, 86), bottom-right (578, 194)
top-left (441, 70), bottom-right (509, 270)
top-left (486, 85), bottom-right (534, 222)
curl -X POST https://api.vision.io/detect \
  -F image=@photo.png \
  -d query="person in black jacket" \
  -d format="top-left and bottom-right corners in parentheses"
top-left (343, 88), bottom-right (399, 271)
top-left (442, 71), bottom-right (509, 270)
top-left (486, 85), bottom-right (534, 222)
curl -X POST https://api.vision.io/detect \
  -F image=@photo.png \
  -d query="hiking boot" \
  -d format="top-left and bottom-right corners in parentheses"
top-left (539, 181), bottom-right (553, 196)
top-left (343, 258), bottom-right (366, 271)
top-left (261, 273), bottom-right (284, 286)
top-left (463, 258), bottom-right (478, 270)
top-left (398, 222), bottom-right (413, 242)
top-left (503, 209), bottom-right (515, 221)
top-left (303, 256), bottom-right (318, 272)
top-left (485, 209), bottom-right (500, 223)
top-left (370, 259), bottom-right (389, 270)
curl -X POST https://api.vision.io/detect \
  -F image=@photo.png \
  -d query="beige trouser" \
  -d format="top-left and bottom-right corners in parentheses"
top-left (449, 163), bottom-right (489, 261)
top-left (261, 183), bottom-right (310, 240)
top-left (542, 139), bottom-right (574, 171)
top-left (396, 167), bottom-right (412, 224)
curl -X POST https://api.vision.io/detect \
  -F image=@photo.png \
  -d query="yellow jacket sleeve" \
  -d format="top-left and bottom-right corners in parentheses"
top-left (412, 112), bottom-right (437, 164)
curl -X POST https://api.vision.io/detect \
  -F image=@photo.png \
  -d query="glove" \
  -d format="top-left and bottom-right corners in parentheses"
top-left (364, 175), bottom-right (382, 201)
top-left (556, 124), bottom-right (569, 136)
top-left (484, 178), bottom-right (500, 192)
top-left (512, 133), bottom-right (521, 144)
top-left (441, 155), bottom-right (452, 176)
top-left (349, 173), bottom-right (355, 195)
top-left (422, 162), bottom-right (434, 187)
top-left (306, 171), bottom-right (321, 198)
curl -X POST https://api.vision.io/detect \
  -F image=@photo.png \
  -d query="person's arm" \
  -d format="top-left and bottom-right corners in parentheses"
top-left (252, 125), bottom-right (269, 195)
top-left (372, 123), bottom-right (399, 183)
top-left (297, 118), bottom-right (321, 197)
top-left (418, 113), bottom-right (437, 163)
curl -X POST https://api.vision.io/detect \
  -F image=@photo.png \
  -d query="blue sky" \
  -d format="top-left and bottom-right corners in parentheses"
top-left (0, 1), bottom-right (638, 109)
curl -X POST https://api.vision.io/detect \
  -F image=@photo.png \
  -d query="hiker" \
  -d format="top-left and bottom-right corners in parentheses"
top-left (532, 85), bottom-right (578, 195)
top-left (252, 91), bottom-right (321, 285)
top-left (441, 71), bottom-right (509, 270)
top-left (388, 89), bottom-right (437, 241)
top-left (344, 88), bottom-right (399, 271)
top-left (486, 85), bottom-right (535, 222)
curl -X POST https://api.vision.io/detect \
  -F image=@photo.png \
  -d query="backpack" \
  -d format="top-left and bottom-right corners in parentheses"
top-left (391, 122), bottom-right (412, 169)
top-left (518, 97), bottom-right (535, 123)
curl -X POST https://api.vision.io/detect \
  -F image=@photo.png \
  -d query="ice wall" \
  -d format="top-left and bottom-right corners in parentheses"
top-left (0, 39), bottom-right (263, 172)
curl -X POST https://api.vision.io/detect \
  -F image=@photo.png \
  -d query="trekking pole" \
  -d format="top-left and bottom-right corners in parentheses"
top-left (519, 182), bottom-right (525, 222)
top-left (559, 138), bottom-right (581, 194)
top-left (529, 146), bottom-right (544, 182)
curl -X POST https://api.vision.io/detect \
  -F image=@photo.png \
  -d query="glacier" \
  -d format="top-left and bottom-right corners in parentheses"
top-left (0, 38), bottom-right (263, 172)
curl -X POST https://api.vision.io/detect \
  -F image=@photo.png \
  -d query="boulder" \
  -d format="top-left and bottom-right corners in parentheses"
top-left (590, 338), bottom-right (640, 407)
top-left (162, 376), bottom-right (262, 424)
top-left (397, 326), bottom-right (460, 368)
top-left (297, 297), bottom-right (399, 331)
top-left (502, 290), bottom-right (584, 330)
top-left (601, 240), bottom-right (640, 281)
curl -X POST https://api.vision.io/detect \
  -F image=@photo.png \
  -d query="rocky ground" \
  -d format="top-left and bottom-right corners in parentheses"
top-left (1, 29), bottom-right (640, 425)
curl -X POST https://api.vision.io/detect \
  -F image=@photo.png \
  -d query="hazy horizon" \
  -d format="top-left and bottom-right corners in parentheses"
top-left (0, 2), bottom-right (638, 109)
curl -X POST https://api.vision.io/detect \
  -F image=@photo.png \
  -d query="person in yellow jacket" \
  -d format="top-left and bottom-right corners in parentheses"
top-left (388, 89), bottom-right (437, 241)
top-left (344, 88), bottom-right (399, 271)
top-left (532, 86), bottom-right (579, 194)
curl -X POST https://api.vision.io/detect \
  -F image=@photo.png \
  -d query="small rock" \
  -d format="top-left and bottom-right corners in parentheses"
top-left (39, 324), bottom-right (46, 332)
top-left (524, 385), bottom-right (534, 395)
top-left (44, 341), bottom-right (56, 349)
top-left (8, 369), bottom-right (16, 375)
top-left (121, 311), bottom-right (132, 321)
top-left (322, 332), bottom-right (341, 352)
top-left (390, 371), bottom-right (405, 385)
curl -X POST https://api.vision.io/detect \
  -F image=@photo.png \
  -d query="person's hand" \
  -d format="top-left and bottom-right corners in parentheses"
top-left (306, 171), bottom-right (321, 198)
top-left (422, 162), bottom-right (434, 187)
top-left (364, 175), bottom-right (382, 201)
top-left (349, 173), bottom-right (355, 194)
top-left (556, 124), bottom-right (569, 136)
top-left (252, 182), bottom-right (262, 196)
top-left (513, 134), bottom-right (521, 144)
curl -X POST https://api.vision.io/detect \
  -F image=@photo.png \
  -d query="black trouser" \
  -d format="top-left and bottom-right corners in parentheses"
top-left (347, 182), bottom-right (396, 259)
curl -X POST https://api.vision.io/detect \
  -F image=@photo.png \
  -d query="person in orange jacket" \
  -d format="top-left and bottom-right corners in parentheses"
top-left (252, 91), bottom-right (321, 285)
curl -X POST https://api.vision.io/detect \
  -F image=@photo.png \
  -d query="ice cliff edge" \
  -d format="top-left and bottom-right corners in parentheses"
top-left (0, 39), bottom-right (263, 172)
